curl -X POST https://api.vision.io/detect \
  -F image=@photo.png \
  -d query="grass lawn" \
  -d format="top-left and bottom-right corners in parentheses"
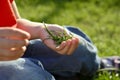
top-left (16, 0), bottom-right (120, 80)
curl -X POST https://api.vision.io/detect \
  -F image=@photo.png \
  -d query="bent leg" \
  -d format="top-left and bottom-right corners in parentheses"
top-left (23, 26), bottom-right (100, 77)
top-left (0, 58), bottom-right (55, 80)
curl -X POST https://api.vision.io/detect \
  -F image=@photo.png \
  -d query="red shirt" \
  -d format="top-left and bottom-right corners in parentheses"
top-left (0, 0), bottom-right (16, 27)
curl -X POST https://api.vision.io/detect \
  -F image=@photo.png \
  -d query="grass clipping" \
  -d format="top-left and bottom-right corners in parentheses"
top-left (43, 22), bottom-right (73, 45)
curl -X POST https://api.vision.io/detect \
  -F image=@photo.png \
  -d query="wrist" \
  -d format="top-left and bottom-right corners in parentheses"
top-left (29, 23), bottom-right (45, 39)
top-left (16, 19), bottom-right (44, 39)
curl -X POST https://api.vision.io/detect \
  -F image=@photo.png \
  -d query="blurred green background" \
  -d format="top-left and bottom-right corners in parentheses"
top-left (16, 0), bottom-right (120, 57)
top-left (15, 0), bottom-right (120, 79)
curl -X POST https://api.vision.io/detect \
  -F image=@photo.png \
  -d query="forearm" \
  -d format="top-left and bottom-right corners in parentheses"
top-left (12, 1), bottom-right (42, 39)
top-left (16, 19), bottom-right (44, 39)
top-left (12, 1), bottom-right (21, 19)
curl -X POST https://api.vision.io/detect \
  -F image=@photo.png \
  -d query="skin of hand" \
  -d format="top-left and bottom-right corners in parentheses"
top-left (41, 24), bottom-right (79, 55)
top-left (17, 19), bottom-right (79, 55)
top-left (12, 1), bottom-right (79, 55)
top-left (0, 27), bottom-right (30, 61)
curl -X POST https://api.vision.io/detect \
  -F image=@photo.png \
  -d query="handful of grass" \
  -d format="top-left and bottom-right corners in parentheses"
top-left (43, 22), bottom-right (73, 45)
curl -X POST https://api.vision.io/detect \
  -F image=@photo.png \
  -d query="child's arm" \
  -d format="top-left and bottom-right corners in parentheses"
top-left (11, 1), bottom-right (21, 19)
top-left (11, 1), bottom-right (79, 55)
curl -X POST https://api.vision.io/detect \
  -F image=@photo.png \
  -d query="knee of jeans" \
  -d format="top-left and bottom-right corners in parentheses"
top-left (0, 58), bottom-right (55, 80)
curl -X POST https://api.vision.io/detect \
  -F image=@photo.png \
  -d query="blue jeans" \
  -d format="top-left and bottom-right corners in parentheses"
top-left (0, 27), bottom-right (100, 80)
top-left (0, 58), bottom-right (55, 80)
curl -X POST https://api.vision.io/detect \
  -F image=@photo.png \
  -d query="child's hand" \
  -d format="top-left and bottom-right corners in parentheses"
top-left (17, 19), bottom-right (79, 55)
top-left (41, 24), bottom-right (79, 55)
top-left (0, 27), bottom-right (30, 61)
top-left (55, 37), bottom-right (79, 55)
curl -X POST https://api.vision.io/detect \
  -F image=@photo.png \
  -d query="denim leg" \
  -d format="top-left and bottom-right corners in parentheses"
top-left (23, 27), bottom-right (100, 77)
top-left (0, 58), bottom-right (55, 80)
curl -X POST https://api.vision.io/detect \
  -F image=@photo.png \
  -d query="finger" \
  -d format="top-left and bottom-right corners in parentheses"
top-left (57, 39), bottom-right (72, 55)
top-left (0, 38), bottom-right (29, 49)
top-left (0, 46), bottom-right (26, 61)
top-left (67, 38), bottom-right (79, 55)
top-left (56, 41), bottom-right (66, 50)
top-left (10, 46), bottom-right (26, 57)
top-left (0, 27), bottom-right (30, 39)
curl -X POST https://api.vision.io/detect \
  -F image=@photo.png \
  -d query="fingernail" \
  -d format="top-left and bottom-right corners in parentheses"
top-left (56, 46), bottom-right (60, 49)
